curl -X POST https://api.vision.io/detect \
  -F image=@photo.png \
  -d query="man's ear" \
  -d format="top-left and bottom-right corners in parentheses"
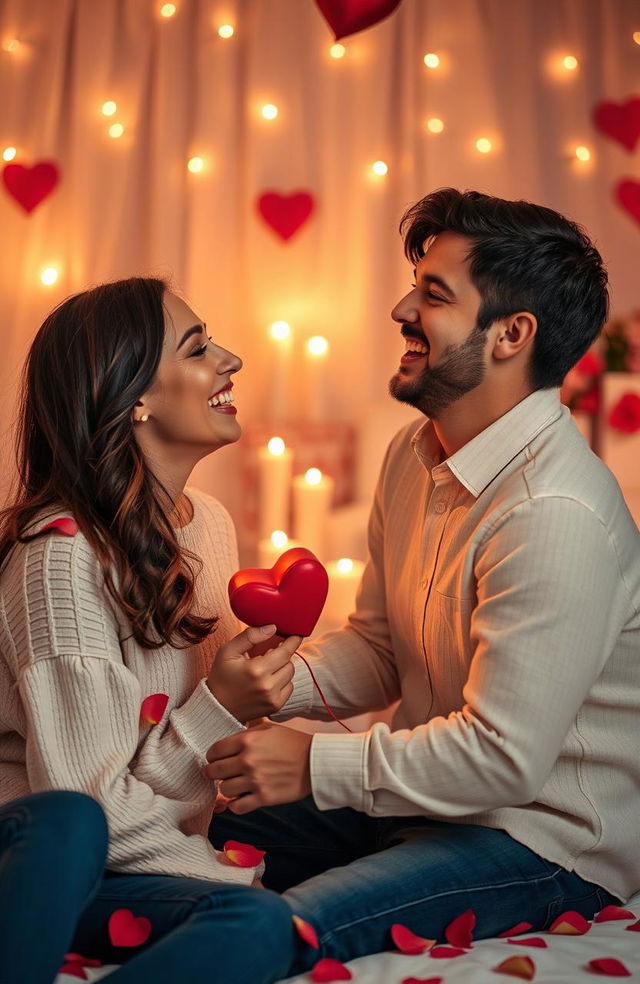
top-left (493, 312), bottom-right (537, 361)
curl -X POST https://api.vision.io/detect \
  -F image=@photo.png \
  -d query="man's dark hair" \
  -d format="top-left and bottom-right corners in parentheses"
top-left (400, 188), bottom-right (609, 389)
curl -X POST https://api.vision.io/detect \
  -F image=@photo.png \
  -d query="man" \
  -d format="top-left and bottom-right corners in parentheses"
top-left (205, 189), bottom-right (640, 973)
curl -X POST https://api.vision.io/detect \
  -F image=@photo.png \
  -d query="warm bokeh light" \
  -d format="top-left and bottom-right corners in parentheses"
top-left (269, 320), bottom-right (291, 340)
top-left (2, 39), bottom-right (20, 52)
top-left (101, 100), bottom-right (117, 116)
top-left (330, 43), bottom-right (346, 59)
top-left (40, 267), bottom-right (59, 286)
top-left (270, 530), bottom-right (288, 548)
top-left (217, 24), bottom-right (234, 39)
top-left (371, 160), bottom-right (388, 176)
top-left (305, 468), bottom-right (323, 486)
top-left (2, 146), bottom-right (17, 162)
top-left (575, 145), bottom-right (591, 161)
top-left (267, 437), bottom-right (286, 456)
top-left (108, 123), bottom-right (124, 138)
top-left (476, 137), bottom-right (492, 154)
top-left (306, 335), bottom-right (329, 357)
top-left (426, 117), bottom-right (444, 133)
top-left (563, 54), bottom-right (579, 70)
top-left (160, 3), bottom-right (176, 17)
top-left (261, 103), bottom-right (279, 120)
top-left (337, 557), bottom-right (354, 575)
top-left (423, 53), bottom-right (440, 68)
top-left (187, 156), bottom-right (204, 172)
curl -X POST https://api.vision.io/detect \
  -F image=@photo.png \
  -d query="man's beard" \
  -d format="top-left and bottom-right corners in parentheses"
top-left (389, 325), bottom-right (488, 419)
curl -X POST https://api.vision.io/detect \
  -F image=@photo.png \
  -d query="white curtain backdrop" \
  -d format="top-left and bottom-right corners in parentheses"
top-left (0, 0), bottom-right (638, 521)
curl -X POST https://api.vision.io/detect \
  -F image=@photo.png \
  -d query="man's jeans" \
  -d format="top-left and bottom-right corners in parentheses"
top-left (211, 795), bottom-right (621, 976)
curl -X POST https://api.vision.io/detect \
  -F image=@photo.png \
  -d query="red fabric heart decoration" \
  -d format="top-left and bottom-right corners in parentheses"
top-left (2, 161), bottom-right (60, 213)
top-left (108, 908), bottom-right (152, 948)
top-left (228, 548), bottom-right (329, 637)
top-left (593, 97), bottom-right (640, 152)
top-left (616, 179), bottom-right (640, 226)
top-left (257, 191), bottom-right (315, 242)
top-left (315, 0), bottom-right (403, 39)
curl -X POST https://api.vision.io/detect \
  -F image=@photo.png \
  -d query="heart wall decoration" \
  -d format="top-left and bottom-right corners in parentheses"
top-left (315, 0), bottom-right (404, 40)
top-left (2, 160), bottom-right (60, 213)
top-left (592, 97), bottom-right (640, 152)
top-left (256, 190), bottom-right (315, 242)
top-left (616, 179), bottom-right (640, 227)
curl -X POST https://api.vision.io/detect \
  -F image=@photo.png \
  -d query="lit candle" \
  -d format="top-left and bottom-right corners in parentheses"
top-left (304, 335), bottom-right (329, 422)
top-left (257, 530), bottom-right (301, 569)
top-left (258, 437), bottom-right (293, 539)
top-left (324, 557), bottom-right (365, 625)
top-left (293, 467), bottom-right (335, 560)
top-left (269, 321), bottom-right (292, 424)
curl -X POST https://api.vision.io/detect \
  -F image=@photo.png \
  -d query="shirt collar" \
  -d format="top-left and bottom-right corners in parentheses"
top-left (411, 388), bottom-right (565, 497)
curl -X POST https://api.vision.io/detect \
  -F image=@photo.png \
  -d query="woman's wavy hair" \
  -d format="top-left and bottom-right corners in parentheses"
top-left (0, 276), bottom-right (218, 649)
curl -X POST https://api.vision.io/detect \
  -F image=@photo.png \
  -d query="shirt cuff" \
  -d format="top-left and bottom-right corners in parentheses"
top-left (170, 678), bottom-right (245, 764)
top-left (310, 731), bottom-right (368, 812)
top-left (270, 653), bottom-right (315, 720)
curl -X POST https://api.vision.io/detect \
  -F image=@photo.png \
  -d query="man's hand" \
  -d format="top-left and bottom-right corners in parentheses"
top-left (203, 722), bottom-right (312, 814)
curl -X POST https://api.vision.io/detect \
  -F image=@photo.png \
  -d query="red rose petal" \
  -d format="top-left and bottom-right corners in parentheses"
top-left (64, 953), bottom-right (102, 967)
top-left (292, 914), bottom-right (319, 949)
top-left (493, 955), bottom-right (536, 980)
top-left (549, 910), bottom-right (590, 935)
top-left (401, 978), bottom-right (443, 984)
top-left (108, 908), bottom-right (152, 947)
top-left (391, 923), bottom-right (436, 955)
top-left (429, 946), bottom-right (468, 958)
top-left (587, 957), bottom-right (631, 976)
top-left (310, 957), bottom-right (352, 981)
top-left (59, 965), bottom-right (88, 980)
top-left (498, 922), bottom-right (533, 938)
top-left (40, 517), bottom-right (78, 537)
top-left (625, 918), bottom-right (640, 931)
top-left (506, 937), bottom-right (547, 948)
top-left (223, 840), bottom-right (266, 867)
top-left (140, 693), bottom-right (169, 725)
top-left (445, 908), bottom-right (476, 948)
top-left (594, 905), bottom-right (636, 923)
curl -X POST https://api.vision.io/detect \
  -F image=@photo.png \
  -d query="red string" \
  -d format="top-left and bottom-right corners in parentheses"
top-left (295, 651), bottom-right (352, 733)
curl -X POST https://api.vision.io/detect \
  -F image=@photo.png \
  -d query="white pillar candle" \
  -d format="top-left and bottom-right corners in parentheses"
top-left (304, 335), bottom-right (329, 423)
top-left (269, 321), bottom-right (292, 425)
top-left (324, 557), bottom-right (366, 625)
top-left (257, 530), bottom-right (301, 569)
top-left (293, 467), bottom-right (335, 561)
top-left (258, 436), bottom-right (293, 539)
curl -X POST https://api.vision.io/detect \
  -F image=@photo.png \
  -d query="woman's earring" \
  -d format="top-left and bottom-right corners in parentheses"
top-left (140, 413), bottom-right (149, 422)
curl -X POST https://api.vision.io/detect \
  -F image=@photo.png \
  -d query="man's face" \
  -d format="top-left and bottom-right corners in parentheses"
top-left (389, 232), bottom-right (489, 419)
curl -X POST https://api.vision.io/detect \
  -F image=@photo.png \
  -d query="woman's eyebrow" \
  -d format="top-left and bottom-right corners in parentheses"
top-left (176, 323), bottom-right (205, 350)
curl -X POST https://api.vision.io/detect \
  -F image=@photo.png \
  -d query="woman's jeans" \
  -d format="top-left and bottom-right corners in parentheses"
top-left (211, 795), bottom-right (622, 977)
top-left (0, 791), bottom-right (295, 984)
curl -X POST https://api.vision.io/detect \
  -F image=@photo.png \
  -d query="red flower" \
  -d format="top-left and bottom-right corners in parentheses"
top-left (608, 392), bottom-right (640, 434)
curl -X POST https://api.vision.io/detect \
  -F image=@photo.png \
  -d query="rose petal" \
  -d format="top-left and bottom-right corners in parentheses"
top-left (223, 840), bottom-right (266, 867)
top-left (64, 953), bottom-right (102, 967)
top-left (40, 517), bottom-right (78, 537)
top-left (587, 957), bottom-right (631, 976)
top-left (493, 955), bottom-right (536, 980)
top-left (594, 905), bottom-right (636, 923)
top-left (292, 914), bottom-right (319, 949)
top-left (59, 965), bottom-right (88, 980)
top-left (625, 918), bottom-right (640, 932)
top-left (140, 693), bottom-right (169, 725)
top-left (391, 923), bottom-right (436, 955)
top-left (108, 908), bottom-right (152, 947)
top-left (429, 946), bottom-right (468, 958)
top-left (445, 908), bottom-right (476, 948)
top-left (310, 957), bottom-right (352, 981)
top-left (401, 978), bottom-right (443, 984)
top-left (506, 937), bottom-right (547, 948)
top-left (498, 922), bottom-right (533, 938)
top-left (548, 910), bottom-right (590, 935)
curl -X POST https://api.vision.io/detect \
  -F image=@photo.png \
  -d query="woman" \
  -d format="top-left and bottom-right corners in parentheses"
top-left (0, 278), bottom-right (300, 983)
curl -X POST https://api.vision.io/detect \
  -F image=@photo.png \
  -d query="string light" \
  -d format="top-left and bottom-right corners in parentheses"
top-left (2, 39), bottom-right (20, 52)
top-left (371, 160), bottom-right (388, 176)
top-left (575, 145), bottom-right (591, 161)
top-left (270, 530), bottom-right (288, 549)
top-left (261, 103), bottom-right (279, 120)
top-left (187, 156), bottom-right (204, 173)
top-left (108, 123), bottom-right (124, 139)
top-left (306, 335), bottom-right (329, 356)
top-left (40, 267), bottom-right (59, 286)
top-left (101, 101), bottom-right (117, 116)
top-left (423, 53), bottom-right (440, 69)
top-left (426, 117), bottom-right (444, 134)
top-left (337, 558), bottom-right (354, 574)
top-left (475, 137), bottom-right (492, 154)
top-left (563, 54), bottom-right (579, 71)
top-left (305, 468), bottom-right (322, 486)
top-left (160, 3), bottom-right (176, 17)
top-left (2, 146), bottom-right (16, 161)
top-left (330, 43), bottom-right (346, 59)
top-left (217, 24), bottom-right (234, 39)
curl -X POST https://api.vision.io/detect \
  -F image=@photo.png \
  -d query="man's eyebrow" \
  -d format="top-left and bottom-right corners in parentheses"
top-left (176, 323), bottom-right (205, 350)
top-left (415, 271), bottom-right (456, 299)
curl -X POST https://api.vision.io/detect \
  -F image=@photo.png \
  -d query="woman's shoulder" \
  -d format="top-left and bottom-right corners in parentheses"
top-left (1, 505), bottom-right (101, 587)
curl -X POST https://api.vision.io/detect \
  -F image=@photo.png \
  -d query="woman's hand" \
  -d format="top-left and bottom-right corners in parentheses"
top-left (206, 625), bottom-right (301, 723)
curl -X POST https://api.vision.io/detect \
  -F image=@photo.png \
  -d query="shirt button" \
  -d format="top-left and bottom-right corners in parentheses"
top-left (434, 501), bottom-right (447, 514)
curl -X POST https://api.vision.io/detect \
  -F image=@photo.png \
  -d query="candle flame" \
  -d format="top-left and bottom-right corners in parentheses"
top-left (267, 436), bottom-right (286, 456)
top-left (337, 558), bottom-right (354, 574)
top-left (270, 530), bottom-right (288, 548)
top-left (306, 335), bottom-right (329, 356)
top-left (269, 320), bottom-right (291, 340)
top-left (305, 468), bottom-right (322, 485)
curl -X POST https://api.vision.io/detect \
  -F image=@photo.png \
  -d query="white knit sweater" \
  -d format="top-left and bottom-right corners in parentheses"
top-left (0, 488), bottom-right (258, 884)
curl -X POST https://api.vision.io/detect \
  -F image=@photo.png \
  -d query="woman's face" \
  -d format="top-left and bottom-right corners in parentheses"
top-left (135, 291), bottom-right (242, 461)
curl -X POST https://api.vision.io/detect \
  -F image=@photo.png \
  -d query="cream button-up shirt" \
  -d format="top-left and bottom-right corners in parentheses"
top-left (280, 389), bottom-right (640, 901)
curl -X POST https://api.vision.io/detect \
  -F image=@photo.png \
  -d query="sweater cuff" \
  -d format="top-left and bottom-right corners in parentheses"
top-left (270, 653), bottom-right (315, 720)
top-left (170, 679), bottom-right (245, 764)
top-left (310, 731), bottom-right (368, 812)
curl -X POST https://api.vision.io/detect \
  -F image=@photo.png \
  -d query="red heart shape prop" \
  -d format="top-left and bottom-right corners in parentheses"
top-left (108, 908), bottom-right (152, 948)
top-left (593, 97), bottom-right (640, 152)
top-left (315, 0), bottom-right (403, 39)
top-left (616, 179), bottom-right (640, 226)
top-left (228, 547), bottom-right (328, 637)
top-left (2, 161), bottom-right (60, 214)
top-left (257, 191), bottom-right (315, 242)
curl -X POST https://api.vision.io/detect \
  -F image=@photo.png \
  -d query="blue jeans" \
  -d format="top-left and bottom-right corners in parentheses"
top-left (210, 795), bottom-right (621, 976)
top-left (0, 791), bottom-right (295, 984)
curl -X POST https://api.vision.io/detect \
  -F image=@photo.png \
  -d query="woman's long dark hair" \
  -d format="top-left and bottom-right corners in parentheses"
top-left (0, 277), bottom-right (218, 649)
